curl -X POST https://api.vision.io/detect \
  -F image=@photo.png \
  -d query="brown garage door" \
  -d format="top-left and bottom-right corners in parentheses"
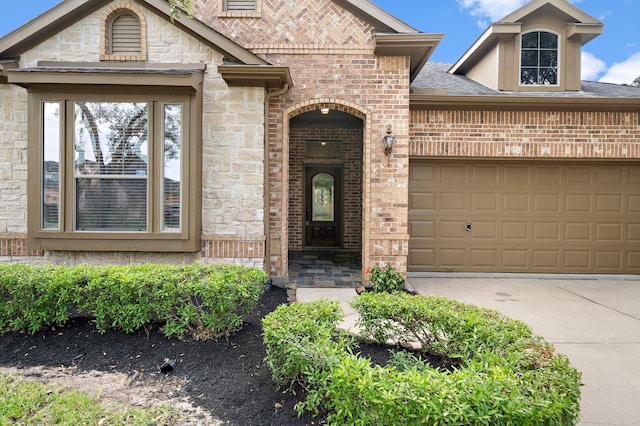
top-left (408, 161), bottom-right (640, 274)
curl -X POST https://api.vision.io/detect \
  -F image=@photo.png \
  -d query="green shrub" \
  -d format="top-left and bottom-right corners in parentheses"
top-left (263, 293), bottom-right (582, 425)
top-left (0, 264), bottom-right (266, 339)
top-left (368, 263), bottom-right (405, 293)
top-left (262, 298), bottom-right (347, 389)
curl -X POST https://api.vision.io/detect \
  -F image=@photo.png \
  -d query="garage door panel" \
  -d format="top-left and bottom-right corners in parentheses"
top-left (440, 249), bottom-right (466, 267)
top-left (502, 249), bottom-right (528, 268)
top-left (595, 223), bottom-right (623, 241)
top-left (566, 167), bottom-right (592, 185)
top-left (596, 194), bottom-right (623, 212)
top-left (534, 194), bottom-right (561, 212)
top-left (441, 164), bottom-right (467, 183)
top-left (410, 192), bottom-right (435, 210)
top-left (409, 160), bottom-right (638, 274)
top-left (504, 193), bottom-right (529, 212)
top-left (473, 221), bottom-right (498, 239)
top-left (409, 249), bottom-right (435, 270)
top-left (409, 220), bottom-right (435, 238)
top-left (595, 251), bottom-right (622, 269)
top-left (472, 193), bottom-right (498, 211)
top-left (410, 163), bottom-right (435, 182)
top-left (503, 165), bottom-right (531, 184)
top-left (628, 253), bottom-right (640, 272)
top-left (564, 251), bottom-right (591, 269)
top-left (440, 221), bottom-right (466, 239)
top-left (470, 249), bottom-right (497, 267)
top-left (597, 168), bottom-right (623, 184)
top-left (440, 193), bottom-right (466, 211)
top-left (565, 194), bottom-right (591, 213)
top-left (534, 166), bottom-right (562, 185)
top-left (533, 222), bottom-right (560, 240)
top-left (565, 222), bottom-right (591, 241)
top-left (503, 221), bottom-right (529, 240)
top-left (533, 250), bottom-right (560, 268)
top-left (472, 166), bottom-right (499, 184)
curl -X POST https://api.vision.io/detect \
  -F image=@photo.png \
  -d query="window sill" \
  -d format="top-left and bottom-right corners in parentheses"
top-left (219, 11), bottom-right (261, 18)
top-left (29, 233), bottom-right (201, 253)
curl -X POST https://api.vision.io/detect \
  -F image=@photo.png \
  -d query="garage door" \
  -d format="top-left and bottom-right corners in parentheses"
top-left (408, 161), bottom-right (640, 274)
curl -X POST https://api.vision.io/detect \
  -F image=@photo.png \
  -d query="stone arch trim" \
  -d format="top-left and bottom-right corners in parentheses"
top-left (286, 98), bottom-right (368, 121)
top-left (100, 2), bottom-right (148, 61)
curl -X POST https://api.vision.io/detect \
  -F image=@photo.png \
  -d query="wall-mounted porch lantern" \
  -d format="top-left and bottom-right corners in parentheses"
top-left (383, 125), bottom-right (395, 155)
top-left (320, 107), bottom-right (330, 114)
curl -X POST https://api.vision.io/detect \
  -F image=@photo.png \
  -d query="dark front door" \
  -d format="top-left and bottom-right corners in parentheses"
top-left (305, 166), bottom-right (342, 247)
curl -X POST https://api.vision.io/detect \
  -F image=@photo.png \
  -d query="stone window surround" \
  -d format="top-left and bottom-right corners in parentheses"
top-left (100, 2), bottom-right (148, 61)
top-left (23, 77), bottom-right (203, 253)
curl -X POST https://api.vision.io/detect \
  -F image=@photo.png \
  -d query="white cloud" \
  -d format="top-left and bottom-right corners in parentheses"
top-left (457, 0), bottom-right (581, 24)
top-left (456, 0), bottom-right (528, 23)
top-left (581, 51), bottom-right (607, 81)
top-left (598, 52), bottom-right (640, 84)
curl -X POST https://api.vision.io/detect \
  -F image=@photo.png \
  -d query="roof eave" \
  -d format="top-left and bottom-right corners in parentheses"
top-left (331, 0), bottom-right (418, 33)
top-left (410, 94), bottom-right (640, 113)
top-left (0, 0), bottom-right (268, 66)
top-left (0, 0), bottom-right (109, 58)
top-left (218, 65), bottom-right (292, 90)
top-left (449, 23), bottom-right (521, 75)
top-left (375, 33), bottom-right (444, 82)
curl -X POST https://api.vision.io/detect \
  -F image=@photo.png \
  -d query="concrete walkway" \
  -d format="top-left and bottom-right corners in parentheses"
top-left (296, 277), bottom-right (640, 426)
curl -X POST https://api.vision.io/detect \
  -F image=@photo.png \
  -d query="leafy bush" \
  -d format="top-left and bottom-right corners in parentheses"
top-left (263, 293), bottom-right (582, 425)
top-left (262, 298), bottom-right (347, 389)
top-left (0, 264), bottom-right (266, 339)
top-left (368, 264), bottom-right (405, 293)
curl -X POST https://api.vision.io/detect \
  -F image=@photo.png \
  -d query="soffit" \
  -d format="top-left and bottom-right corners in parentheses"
top-left (7, 63), bottom-right (206, 90)
top-left (217, 64), bottom-right (292, 90)
top-left (375, 33), bottom-right (444, 82)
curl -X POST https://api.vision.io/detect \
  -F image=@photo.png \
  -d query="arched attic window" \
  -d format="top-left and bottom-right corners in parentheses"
top-left (101, 7), bottom-right (147, 61)
top-left (520, 31), bottom-right (559, 86)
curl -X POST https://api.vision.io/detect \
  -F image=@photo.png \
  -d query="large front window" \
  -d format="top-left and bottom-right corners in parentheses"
top-left (520, 31), bottom-right (558, 85)
top-left (30, 92), bottom-right (198, 252)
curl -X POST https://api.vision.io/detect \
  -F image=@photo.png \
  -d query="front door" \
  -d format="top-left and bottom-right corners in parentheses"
top-left (305, 166), bottom-right (342, 247)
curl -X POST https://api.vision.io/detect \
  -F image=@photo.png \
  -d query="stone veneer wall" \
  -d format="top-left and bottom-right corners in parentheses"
top-left (410, 110), bottom-right (640, 159)
top-left (0, 2), bottom-right (266, 266)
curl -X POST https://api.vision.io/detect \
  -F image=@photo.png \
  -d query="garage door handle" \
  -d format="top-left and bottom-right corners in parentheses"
top-left (465, 222), bottom-right (471, 232)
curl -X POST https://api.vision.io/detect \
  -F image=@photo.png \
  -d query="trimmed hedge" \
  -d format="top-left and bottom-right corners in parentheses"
top-left (0, 264), bottom-right (266, 339)
top-left (262, 292), bottom-right (582, 425)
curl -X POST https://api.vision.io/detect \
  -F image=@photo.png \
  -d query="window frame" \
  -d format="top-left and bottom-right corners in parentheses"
top-left (28, 85), bottom-right (202, 252)
top-left (519, 30), bottom-right (560, 87)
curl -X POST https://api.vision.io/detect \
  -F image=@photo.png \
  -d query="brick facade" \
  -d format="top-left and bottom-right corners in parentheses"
top-left (410, 110), bottom-right (640, 159)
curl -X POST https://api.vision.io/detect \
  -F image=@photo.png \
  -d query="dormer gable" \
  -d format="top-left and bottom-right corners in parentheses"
top-left (449, 0), bottom-right (603, 92)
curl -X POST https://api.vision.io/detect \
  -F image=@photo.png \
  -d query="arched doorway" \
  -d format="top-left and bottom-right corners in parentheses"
top-left (286, 105), bottom-right (364, 287)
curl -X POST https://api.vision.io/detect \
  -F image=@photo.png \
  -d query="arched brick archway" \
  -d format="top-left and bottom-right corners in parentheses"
top-left (272, 99), bottom-right (371, 286)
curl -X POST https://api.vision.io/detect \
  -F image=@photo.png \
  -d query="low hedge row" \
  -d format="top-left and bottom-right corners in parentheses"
top-left (0, 264), bottom-right (266, 339)
top-left (262, 292), bottom-right (582, 425)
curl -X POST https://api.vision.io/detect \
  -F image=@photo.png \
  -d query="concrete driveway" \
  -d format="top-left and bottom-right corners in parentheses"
top-left (409, 277), bottom-right (640, 426)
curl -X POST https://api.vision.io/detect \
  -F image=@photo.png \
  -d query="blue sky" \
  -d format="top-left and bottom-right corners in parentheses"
top-left (1, 0), bottom-right (638, 84)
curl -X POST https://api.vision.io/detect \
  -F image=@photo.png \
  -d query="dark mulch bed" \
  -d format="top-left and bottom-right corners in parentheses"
top-left (0, 287), bottom-right (436, 425)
